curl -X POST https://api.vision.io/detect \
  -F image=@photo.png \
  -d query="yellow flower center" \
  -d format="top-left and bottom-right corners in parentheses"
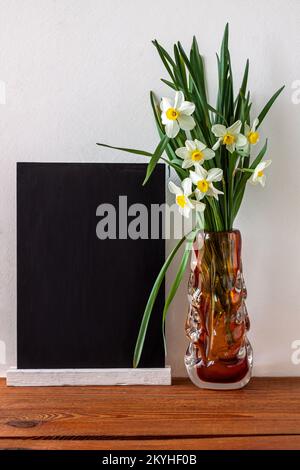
top-left (166, 107), bottom-right (179, 121)
top-left (248, 131), bottom-right (259, 144)
top-left (197, 179), bottom-right (209, 193)
top-left (223, 133), bottom-right (236, 145)
top-left (176, 194), bottom-right (186, 208)
top-left (257, 170), bottom-right (264, 177)
top-left (191, 150), bottom-right (204, 162)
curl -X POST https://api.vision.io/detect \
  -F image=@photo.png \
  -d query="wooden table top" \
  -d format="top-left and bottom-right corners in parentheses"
top-left (0, 377), bottom-right (299, 450)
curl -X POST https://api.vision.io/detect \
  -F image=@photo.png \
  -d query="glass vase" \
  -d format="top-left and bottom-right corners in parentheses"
top-left (185, 230), bottom-right (253, 390)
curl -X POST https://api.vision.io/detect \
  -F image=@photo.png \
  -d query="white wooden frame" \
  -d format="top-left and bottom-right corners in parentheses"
top-left (6, 366), bottom-right (172, 386)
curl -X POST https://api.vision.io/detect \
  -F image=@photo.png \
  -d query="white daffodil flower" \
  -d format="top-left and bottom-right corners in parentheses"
top-left (161, 91), bottom-right (196, 138)
top-left (211, 120), bottom-right (247, 153)
top-left (238, 118), bottom-right (260, 157)
top-left (190, 165), bottom-right (224, 201)
top-left (245, 118), bottom-right (260, 145)
top-left (250, 160), bottom-right (272, 187)
top-left (175, 139), bottom-right (215, 169)
top-left (168, 178), bottom-right (205, 217)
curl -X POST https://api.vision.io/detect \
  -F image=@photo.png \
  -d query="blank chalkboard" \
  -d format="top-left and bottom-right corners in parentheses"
top-left (17, 163), bottom-right (165, 369)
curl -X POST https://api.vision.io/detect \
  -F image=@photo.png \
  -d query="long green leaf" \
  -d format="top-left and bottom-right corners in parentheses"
top-left (143, 135), bottom-right (169, 185)
top-left (217, 23), bottom-right (229, 120)
top-left (161, 78), bottom-right (177, 90)
top-left (257, 85), bottom-right (285, 128)
top-left (96, 142), bottom-right (152, 157)
top-left (150, 90), bottom-right (163, 132)
top-left (250, 138), bottom-right (268, 169)
top-left (190, 36), bottom-right (207, 104)
top-left (235, 59), bottom-right (249, 120)
top-left (162, 230), bottom-right (197, 329)
top-left (152, 40), bottom-right (176, 84)
top-left (133, 235), bottom-right (187, 368)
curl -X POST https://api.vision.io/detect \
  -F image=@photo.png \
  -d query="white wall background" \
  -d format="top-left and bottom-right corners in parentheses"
top-left (0, 0), bottom-right (299, 377)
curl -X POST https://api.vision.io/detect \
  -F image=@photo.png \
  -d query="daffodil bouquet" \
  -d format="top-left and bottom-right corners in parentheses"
top-left (97, 24), bottom-right (284, 367)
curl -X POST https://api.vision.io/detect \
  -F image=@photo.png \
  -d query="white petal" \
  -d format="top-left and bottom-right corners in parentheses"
top-left (178, 101), bottom-right (195, 115)
top-left (165, 120), bottom-right (179, 138)
top-left (194, 139), bottom-right (206, 151)
top-left (168, 181), bottom-right (182, 195)
top-left (259, 174), bottom-right (266, 187)
top-left (182, 177), bottom-right (192, 196)
top-left (237, 143), bottom-right (250, 157)
top-left (190, 170), bottom-right (200, 185)
top-left (195, 189), bottom-right (205, 200)
top-left (211, 124), bottom-right (226, 138)
top-left (160, 98), bottom-right (172, 112)
top-left (174, 91), bottom-right (184, 109)
top-left (250, 173), bottom-right (258, 185)
top-left (186, 198), bottom-right (195, 208)
top-left (185, 140), bottom-right (196, 152)
top-left (262, 159), bottom-right (272, 170)
top-left (161, 112), bottom-right (169, 125)
top-left (195, 164), bottom-right (207, 179)
top-left (252, 118), bottom-right (259, 132)
top-left (226, 143), bottom-right (235, 153)
top-left (244, 123), bottom-right (250, 135)
top-left (203, 148), bottom-right (215, 160)
top-left (182, 205), bottom-right (191, 218)
top-left (182, 159), bottom-right (193, 169)
top-left (193, 200), bottom-right (206, 212)
top-left (177, 114), bottom-right (195, 131)
top-left (212, 139), bottom-right (221, 151)
top-left (228, 120), bottom-right (242, 135)
top-left (207, 185), bottom-right (223, 200)
top-left (175, 147), bottom-right (188, 159)
top-left (207, 168), bottom-right (223, 182)
top-left (236, 134), bottom-right (247, 147)
top-left (178, 206), bottom-right (184, 216)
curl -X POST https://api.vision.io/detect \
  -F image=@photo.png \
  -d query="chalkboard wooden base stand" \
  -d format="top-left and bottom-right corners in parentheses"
top-left (6, 367), bottom-right (172, 387)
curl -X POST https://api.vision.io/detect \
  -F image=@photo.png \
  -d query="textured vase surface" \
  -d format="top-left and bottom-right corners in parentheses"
top-left (185, 230), bottom-right (252, 390)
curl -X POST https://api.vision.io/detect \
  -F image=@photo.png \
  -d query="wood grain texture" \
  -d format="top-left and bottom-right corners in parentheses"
top-left (0, 436), bottom-right (300, 450)
top-left (0, 378), bottom-right (300, 450)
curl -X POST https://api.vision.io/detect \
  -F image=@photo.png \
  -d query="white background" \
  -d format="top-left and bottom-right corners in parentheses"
top-left (0, 0), bottom-right (299, 377)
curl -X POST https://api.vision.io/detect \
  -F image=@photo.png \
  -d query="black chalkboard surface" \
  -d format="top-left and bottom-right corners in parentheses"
top-left (17, 163), bottom-right (165, 369)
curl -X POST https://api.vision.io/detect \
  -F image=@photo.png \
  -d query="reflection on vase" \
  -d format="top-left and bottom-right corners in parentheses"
top-left (185, 230), bottom-right (252, 390)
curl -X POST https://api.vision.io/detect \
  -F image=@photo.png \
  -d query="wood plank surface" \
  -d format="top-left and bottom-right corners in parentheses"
top-left (0, 436), bottom-right (300, 450)
top-left (0, 378), bottom-right (300, 450)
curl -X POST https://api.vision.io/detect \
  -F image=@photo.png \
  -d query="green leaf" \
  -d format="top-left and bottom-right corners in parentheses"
top-left (150, 91), bottom-right (163, 132)
top-left (240, 59), bottom-right (249, 96)
top-left (133, 235), bottom-right (187, 368)
top-left (235, 59), bottom-right (249, 120)
top-left (152, 40), bottom-right (176, 84)
top-left (163, 159), bottom-right (186, 179)
top-left (257, 85), bottom-right (285, 128)
top-left (177, 41), bottom-right (212, 139)
top-left (96, 142), bottom-right (152, 157)
top-left (174, 44), bottom-right (188, 90)
top-left (161, 78), bottom-right (177, 90)
top-left (249, 138), bottom-right (268, 169)
top-left (143, 135), bottom-right (170, 185)
top-left (162, 231), bottom-right (197, 330)
top-left (217, 23), bottom-right (229, 120)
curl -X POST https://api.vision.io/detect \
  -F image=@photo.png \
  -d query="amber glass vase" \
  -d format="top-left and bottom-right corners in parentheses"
top-left (185, 230), bottom-right (252, 390)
